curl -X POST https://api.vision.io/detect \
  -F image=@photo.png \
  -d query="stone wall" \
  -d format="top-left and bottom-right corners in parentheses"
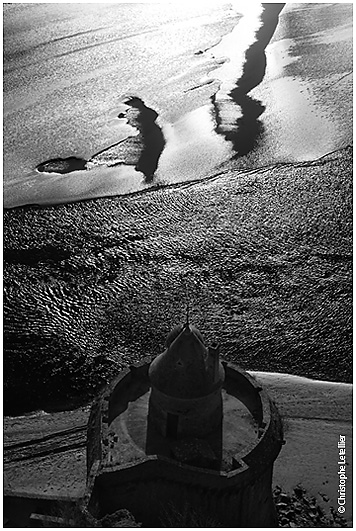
top-left (94, 460), bottom-right (277, 527)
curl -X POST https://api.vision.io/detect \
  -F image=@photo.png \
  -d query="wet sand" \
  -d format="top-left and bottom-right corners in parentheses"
top-left (3, 3), bottom-right (352, 208)
top-left (3, 3), bottom-right (240, 207)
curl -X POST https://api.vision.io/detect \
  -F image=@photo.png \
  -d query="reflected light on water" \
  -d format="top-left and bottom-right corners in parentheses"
top-left (210, 2), bottom-right (264, 98)
top-left (157, 105), bottom-right (232, 183)
top-left (265, 38), bottom-right (299, 80)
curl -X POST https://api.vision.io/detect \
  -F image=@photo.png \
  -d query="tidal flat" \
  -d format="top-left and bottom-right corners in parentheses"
top-left (4, 147), bottom-right (352, 414)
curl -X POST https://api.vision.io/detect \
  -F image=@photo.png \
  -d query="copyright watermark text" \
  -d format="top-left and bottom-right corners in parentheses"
top-left (337, 435), bottom-right (347, 513)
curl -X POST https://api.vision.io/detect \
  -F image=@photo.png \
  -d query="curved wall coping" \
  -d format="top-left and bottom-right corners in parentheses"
top-left (87, 357), bottom-right (283, 486)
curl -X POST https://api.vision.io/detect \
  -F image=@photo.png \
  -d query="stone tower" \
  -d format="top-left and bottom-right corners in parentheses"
top-left (146, 323), bottom-right (225, 467)
top-left (148, 323), bottom-right (224, 435)
top-left (85, 323), bottom-right (284, 527)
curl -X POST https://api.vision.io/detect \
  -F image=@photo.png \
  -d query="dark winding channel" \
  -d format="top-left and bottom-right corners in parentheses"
top-left (213, 3), bottom-right (285, 156)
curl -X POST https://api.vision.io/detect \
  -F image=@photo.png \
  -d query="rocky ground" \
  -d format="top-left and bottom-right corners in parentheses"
top-left (3, 147), bottom-right (352, 414)
top-left (274, 485), bottom-right (348, 528)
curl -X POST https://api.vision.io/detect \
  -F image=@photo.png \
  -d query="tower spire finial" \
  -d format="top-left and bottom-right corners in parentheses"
top-left (185, 280), bottom-right (190, 327)
top-left (180, 274), bottom-right (190, 328)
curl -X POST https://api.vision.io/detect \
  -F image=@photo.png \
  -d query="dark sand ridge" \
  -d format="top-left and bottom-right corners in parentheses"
top-left (4, 372), bottom-right (352, 525)
top-left (3, 147), bottom-right (352, 415)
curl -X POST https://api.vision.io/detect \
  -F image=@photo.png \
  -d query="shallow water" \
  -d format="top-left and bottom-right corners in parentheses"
top-left (4, 3), bottom-right (240, 206)
top-left (4, 3), bottom-right (352, 208)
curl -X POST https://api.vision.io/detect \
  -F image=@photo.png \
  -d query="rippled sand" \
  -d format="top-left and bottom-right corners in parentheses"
top-left (3, 147), bottom-right (352, 413)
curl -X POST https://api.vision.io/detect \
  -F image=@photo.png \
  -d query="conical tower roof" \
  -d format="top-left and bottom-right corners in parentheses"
top-left (165, 323), bottom-right (205, 348)
top-left (149, 324), bottom-right (223, 399)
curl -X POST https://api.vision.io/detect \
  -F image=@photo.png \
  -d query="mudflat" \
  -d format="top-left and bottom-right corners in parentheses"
top-left (4, 147), bottom-right (352, 414)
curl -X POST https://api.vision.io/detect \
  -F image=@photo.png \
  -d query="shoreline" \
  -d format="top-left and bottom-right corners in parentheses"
top-left (4, 3), bottom-right (242, 209)
top-left (4, 144), bottom-right (351, 210)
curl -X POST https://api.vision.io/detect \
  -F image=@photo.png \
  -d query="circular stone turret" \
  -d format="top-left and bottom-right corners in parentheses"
top-left (85, 322), bottom-right (284, 528)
